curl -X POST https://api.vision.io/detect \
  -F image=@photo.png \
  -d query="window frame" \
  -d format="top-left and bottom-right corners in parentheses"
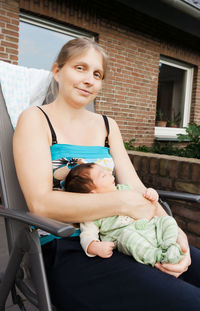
top-left (155, 56), bottom-right (194, 141)
top-left (20, 13), bottom-right (90, 39)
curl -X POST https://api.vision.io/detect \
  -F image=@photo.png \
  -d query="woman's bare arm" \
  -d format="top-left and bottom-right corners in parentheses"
top-left (13, 108), bottom-right (155, 223)
top-left (108, 117), bottom-right (147, 193)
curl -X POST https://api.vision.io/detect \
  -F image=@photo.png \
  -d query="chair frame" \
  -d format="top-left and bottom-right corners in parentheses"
top-left (0, 84), bottom-right (74, 311)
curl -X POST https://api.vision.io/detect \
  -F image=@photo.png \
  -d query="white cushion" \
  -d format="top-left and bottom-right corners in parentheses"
top-left (0, 61), bottom-right (52, 128)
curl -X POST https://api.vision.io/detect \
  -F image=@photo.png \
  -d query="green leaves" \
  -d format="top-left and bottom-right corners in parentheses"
top-left (178, 123), bottom-right (200, 144)
top-left (177, 123), bottom-right (200, 159)
top-left (124, 123), bottom-right (200, 159)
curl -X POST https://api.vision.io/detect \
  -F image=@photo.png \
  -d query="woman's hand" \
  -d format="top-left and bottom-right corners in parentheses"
top-left (155, 228), bottom-right (191, 278)
top-left (116, 190), bottom-right (156, 220)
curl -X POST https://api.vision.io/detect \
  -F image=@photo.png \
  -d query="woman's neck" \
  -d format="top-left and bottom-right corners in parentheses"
top-left (51, 97), bottom-right (90, 122)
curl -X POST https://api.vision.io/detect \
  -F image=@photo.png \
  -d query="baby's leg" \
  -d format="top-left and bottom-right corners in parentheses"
top-left (116, 222), bottom-right (162, 267)
top-left (155, 216), bottom-right (184, 264)
top-left (156, 215), bottom-right (178, 247)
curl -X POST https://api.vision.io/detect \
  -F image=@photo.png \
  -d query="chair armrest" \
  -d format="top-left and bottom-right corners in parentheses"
top-left (157, 190), bottom-right (200, 203)
top-left (0, 205), bottom-right (75, 237)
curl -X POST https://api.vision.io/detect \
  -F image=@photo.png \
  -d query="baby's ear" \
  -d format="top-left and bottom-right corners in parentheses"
top-left (90, 189), bottom-right (97, 194)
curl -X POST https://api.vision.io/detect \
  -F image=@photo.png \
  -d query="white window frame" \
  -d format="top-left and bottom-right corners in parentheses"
top-left (155, 56), bottom-right (194, 141)
top-left (20, 13), bottom-right (90, 39)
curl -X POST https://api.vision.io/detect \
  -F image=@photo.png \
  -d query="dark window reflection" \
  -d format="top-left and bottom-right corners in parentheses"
top-left (156, 63), bottom-right (186, 127)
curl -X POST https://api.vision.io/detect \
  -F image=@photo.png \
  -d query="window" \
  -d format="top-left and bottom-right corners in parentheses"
top-left (155, 56), bottom-right (193, 140)
top-left (19, 14), bottom-right (89, 70)
top-left (18, 14), bottom-right (94, 111)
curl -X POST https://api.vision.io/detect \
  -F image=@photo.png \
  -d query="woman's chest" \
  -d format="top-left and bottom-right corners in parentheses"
top-left (53, 119), bottom-right (106, 146)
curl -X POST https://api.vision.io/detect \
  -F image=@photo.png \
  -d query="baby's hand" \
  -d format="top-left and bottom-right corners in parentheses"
top-left (87, 241), bottom-right (114, 258)
top-left (143, 188), bottom-right (159, 203)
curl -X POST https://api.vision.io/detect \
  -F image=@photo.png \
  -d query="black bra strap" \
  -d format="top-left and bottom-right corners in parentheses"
top-left (102, 115), bottom-right (110, 148)
top-left (37, 106), bottom-right (57, 145)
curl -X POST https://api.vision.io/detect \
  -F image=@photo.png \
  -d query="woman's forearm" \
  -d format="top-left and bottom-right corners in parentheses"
top-left (154, 202), bottom-right (167, 217)
top-left (29, 189), bottom-right (156, 223)
top-left (30, 190), bottom-right (121, 222)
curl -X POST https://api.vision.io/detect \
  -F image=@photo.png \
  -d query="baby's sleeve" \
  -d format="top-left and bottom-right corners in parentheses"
top-left (80, 222), bottom-right (100, 257)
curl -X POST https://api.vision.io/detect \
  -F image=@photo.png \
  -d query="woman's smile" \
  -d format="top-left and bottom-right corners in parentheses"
top-left (76, 87), bottom-right (92, 96)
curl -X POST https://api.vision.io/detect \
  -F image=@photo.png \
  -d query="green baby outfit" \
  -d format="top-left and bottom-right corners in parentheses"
top-left (80, 184), bottom-right (184, 266)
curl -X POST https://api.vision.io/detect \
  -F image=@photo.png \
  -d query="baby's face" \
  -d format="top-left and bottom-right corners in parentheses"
top-left (90, 165), bottom-right (116, 193)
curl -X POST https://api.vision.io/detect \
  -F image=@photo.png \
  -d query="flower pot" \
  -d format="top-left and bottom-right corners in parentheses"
top-left (156, 121), bottom-right (167, 127)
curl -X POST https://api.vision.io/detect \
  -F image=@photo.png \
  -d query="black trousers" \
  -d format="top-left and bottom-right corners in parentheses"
top-left (42, 237), bottom-right (200, 311)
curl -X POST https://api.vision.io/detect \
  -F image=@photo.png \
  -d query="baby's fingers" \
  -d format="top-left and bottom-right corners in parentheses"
top-left (106, 242), bottom-right (115, 248)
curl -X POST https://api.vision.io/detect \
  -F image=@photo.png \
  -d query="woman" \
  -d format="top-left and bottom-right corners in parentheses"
top-left (13, 37), bottom-right (200, 311)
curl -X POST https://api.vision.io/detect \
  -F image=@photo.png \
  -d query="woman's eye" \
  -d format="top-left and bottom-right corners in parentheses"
top-left (94, 72), bottom-right (102, 79)
top-left (76, 66), bottom-right (83, 71)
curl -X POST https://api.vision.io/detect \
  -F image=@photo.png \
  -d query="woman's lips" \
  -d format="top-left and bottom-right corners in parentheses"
top-left (77, 88), bottom-right (92, 96)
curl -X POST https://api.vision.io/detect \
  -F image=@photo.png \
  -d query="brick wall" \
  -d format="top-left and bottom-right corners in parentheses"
top-left (129, 151), bottom-right (200, 248)
top-left (0, 0), bottom-right (19, 64)
top-left (0, 0), bottom-right (200, 143)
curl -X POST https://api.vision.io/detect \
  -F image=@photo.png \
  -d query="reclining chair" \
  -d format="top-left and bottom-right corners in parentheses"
top-left (0, 63), bottom-right (75, 311)
top-left (0, 62), bottom-right (199, 311)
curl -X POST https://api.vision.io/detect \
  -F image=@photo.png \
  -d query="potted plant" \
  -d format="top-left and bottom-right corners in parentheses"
top-left (168, 111), bottom-right (181, 128)
top-left (156, 109), bottom-right (167, 127)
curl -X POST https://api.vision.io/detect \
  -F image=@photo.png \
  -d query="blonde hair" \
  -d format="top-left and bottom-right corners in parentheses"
top-left (45, 37), bottom-right (108, 104)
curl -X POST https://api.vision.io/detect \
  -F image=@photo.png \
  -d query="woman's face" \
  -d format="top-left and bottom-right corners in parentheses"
top-left (53, 47), bottom-right (104, 109)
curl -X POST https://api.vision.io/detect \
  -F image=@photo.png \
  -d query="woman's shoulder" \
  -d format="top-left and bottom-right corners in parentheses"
top-left (89, 111), bottom-right (117, 126)
top-left (18, 106), bottom-right (42, 120)
top-left (17, 106), bottom-right (45, 126)
top-left (15, 106), bottom-right (48, 137)
top-left (14, 106), bottom-right (52, 146)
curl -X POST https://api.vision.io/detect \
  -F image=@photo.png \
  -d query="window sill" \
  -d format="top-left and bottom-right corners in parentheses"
top-left (154, 127), bottom-right (186, 141)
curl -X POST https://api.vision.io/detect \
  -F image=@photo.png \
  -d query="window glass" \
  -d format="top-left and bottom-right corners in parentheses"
top-left (19, 21), bottom-right (76, 70)
top-left (156, 58), bottom-right (193, 131)
top-left (156, 63), bottom-right (186, 128)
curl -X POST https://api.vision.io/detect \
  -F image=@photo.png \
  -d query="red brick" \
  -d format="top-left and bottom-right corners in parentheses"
top-left (169, 160), bottom-right (179, 179)
top-left (0, 52), bottom-right (8, 58)
top-left (6, 12), bottom-right (19, 19)
top-left (192, 163), bottom-right (200, 183)
top-left (2, 29), bottom-right (18, 36)
top-left (174, 206), bottom-right (200, 222)
top-left (6, 23), bottom-right (19, 31)
top-left (5, 35), bottom-right (18, 42)
top-left (155, 176), bottom-right (172, 189)
top-left (10, 54), bottom-right (18, 60)
top-left (159, 159), bottom-right (169, 177)
top-left (187, 221), bottom-right (200, 235)
top-left (0, 16), bottom-right (10, 23)
top-left (179, 162), bottom-right (191, 180)
top-left (187, 233), bottom-right (200, 249)
top-left (1, 41), bottom-right (18, 49)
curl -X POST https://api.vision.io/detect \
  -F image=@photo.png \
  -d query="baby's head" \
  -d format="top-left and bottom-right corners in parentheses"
top-left (64, 163), bottom-right (116, 193)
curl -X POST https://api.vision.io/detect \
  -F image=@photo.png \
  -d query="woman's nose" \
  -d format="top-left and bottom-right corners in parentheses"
top-left (83, 72), bottom-right (94, 85)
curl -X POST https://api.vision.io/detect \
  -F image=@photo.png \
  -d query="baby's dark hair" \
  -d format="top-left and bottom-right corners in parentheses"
top-left (64, 163), bottom-right (96, 193)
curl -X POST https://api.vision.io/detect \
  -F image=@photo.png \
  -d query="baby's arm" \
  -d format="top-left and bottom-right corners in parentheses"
top-left (87, 240), bottom-right (115, 258)
top-left (143, 188), bottom-right (159, 203)
top-left (80, 222), bottom-right (114, 258)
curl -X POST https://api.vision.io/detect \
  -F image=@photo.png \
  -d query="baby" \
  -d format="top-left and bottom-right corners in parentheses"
top-left (64, 163), bottom-right (184, 266)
